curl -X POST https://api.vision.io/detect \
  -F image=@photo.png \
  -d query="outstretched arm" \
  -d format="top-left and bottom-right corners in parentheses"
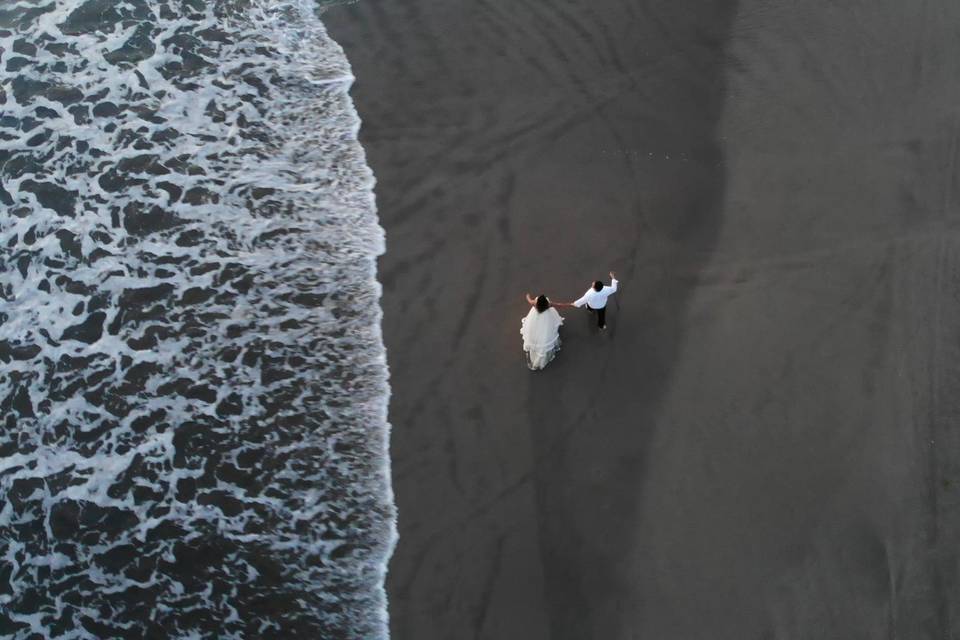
top-left (606, 271), bottom-right (619, 294)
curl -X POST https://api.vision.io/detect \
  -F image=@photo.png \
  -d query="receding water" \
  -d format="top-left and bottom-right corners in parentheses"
top-left (0, 1), bottom-right (395, 637)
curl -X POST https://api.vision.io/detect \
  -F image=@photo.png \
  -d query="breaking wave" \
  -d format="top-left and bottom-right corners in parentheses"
top-left (0, 0), bottom-right (395, 637)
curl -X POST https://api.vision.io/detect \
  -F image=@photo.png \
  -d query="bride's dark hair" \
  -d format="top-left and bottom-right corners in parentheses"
top-left (535, 294), bottom-right (551, 313)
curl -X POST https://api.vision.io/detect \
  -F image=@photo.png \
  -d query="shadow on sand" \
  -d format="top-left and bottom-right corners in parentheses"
top-left (527, 2), bottom-right (737, 637)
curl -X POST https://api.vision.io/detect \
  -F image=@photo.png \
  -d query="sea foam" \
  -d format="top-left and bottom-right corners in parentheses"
top-left (0, 0), bottom-right (395, 636)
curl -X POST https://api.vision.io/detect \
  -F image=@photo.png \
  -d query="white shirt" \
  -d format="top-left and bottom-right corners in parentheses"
top-left (573, 278), bottom-right (618, 309)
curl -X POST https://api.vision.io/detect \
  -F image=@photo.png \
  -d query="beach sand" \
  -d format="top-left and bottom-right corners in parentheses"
top-left (325, 1), bottom-right (960, 637)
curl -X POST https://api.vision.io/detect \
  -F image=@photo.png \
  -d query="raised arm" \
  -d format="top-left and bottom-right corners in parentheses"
top-left (525, 292), bottom-right (536, 306)
top-left (606, 271), bottom-right (619, 294)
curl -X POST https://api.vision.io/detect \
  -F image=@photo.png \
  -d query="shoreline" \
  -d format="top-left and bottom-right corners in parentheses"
top-left (325, 0), bottom-right (960, 637)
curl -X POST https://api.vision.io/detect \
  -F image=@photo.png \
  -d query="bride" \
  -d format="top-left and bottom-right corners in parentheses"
top-left (521, 293), bottom-right (567, 370)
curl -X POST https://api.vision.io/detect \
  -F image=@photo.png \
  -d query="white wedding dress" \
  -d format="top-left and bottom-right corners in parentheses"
top-left (521, 306), bottom-right (564, 370)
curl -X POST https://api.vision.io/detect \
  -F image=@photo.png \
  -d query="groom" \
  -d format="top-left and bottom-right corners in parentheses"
top-left (573, 271), bottom-right (618, 330)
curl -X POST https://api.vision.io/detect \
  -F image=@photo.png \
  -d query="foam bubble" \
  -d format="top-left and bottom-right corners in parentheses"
top-left (0, 0), bottom-right (395, 636)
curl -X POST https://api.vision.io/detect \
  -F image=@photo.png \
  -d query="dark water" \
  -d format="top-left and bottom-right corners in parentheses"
top-left (0, 1), bottom-right (394, 637)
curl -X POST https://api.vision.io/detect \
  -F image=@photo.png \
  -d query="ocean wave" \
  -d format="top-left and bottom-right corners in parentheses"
top-left (0, 0), bottom-right (395, 637)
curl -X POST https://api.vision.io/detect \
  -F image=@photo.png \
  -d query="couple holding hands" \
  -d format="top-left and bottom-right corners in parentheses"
top-left (521, 271), bottom-right (619, 370)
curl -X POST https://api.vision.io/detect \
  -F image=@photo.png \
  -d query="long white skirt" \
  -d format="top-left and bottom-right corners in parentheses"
top-left (521, 307), bottom-right (564, 370)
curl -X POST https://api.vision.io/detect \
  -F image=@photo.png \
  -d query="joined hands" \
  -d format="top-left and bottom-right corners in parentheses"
top-left (527, 269), bottom-right (617, 308)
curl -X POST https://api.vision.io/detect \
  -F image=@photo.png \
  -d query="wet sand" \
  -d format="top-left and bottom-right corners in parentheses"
top-left (325, 0), bottom-right (960, 637)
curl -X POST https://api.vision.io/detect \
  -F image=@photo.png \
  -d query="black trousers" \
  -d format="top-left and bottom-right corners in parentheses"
top-left (586, 305), bottom-right (606, 328)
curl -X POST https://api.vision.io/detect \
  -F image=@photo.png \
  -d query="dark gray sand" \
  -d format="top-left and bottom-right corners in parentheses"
top-left (325, 1), bottom-right (960, 637)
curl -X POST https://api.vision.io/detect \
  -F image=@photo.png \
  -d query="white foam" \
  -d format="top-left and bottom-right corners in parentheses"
top-left (0, 0), bottom-right (396, 636)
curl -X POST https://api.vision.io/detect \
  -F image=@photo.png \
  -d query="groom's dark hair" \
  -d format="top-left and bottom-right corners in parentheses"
top-left (593, 280), bottom-right (603, 291)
